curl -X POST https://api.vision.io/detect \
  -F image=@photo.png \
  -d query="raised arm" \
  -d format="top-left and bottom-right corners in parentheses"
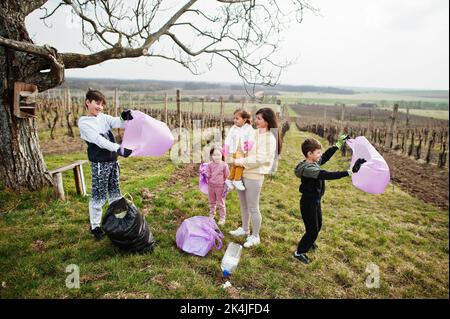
top-left (318, 146), bottom-right (338, 166)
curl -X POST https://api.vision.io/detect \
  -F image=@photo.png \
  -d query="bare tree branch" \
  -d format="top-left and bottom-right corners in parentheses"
top-left (0, 35), bottom-right (64, 84)
top-left (1, 0), bottom-right (317, 89)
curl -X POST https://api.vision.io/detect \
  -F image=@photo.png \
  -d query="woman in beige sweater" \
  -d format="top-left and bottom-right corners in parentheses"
top-left (229, 108), bottom-right (282, 248)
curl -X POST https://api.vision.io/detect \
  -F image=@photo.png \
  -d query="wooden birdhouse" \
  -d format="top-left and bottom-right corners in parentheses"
top-left (13, 82), bottom-right (38, 118)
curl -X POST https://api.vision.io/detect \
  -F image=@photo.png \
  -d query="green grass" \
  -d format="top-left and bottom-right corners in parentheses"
top-left (279, 92), bottom-right (449, 111)
top-left (0, 127), bottom-right (448, 298)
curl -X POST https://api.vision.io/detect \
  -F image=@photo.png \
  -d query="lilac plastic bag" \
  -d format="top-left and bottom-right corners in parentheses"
top-left (346, 136), bottom-right (390, 194)
top-left (121, 110), bottom-right (174, 156)
top-left (176, 216), bottom-right (224, 256)
top-left (198, 163), bottom-right (229, 198)
top-left (199, 163), bottom-right (209, 195)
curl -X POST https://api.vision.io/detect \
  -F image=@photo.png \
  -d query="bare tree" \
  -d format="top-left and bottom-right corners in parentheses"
top-left (0, 0), bottom-right (315, 191)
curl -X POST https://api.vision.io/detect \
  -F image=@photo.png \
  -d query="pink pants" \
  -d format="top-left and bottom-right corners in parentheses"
top-left (208, 184), bottom-right (226, 219)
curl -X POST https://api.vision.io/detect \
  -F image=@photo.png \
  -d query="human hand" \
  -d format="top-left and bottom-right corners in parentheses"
top-left (117, 147), bottom-right (132, 157)
top-left (335, 134), bottom-right (350, 149)
top-left (121, 109), bottom-right (133, 121)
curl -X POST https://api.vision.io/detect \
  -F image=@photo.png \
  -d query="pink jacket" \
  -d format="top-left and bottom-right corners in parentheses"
top-left (207, 161), bottom-right (230, 186)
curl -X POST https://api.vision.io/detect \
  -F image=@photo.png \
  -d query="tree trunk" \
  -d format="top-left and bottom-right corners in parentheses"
top-left (0, 1), bottom-right (59, 191)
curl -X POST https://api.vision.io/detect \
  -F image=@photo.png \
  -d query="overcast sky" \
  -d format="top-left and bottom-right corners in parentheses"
top-left (26, 0), bottom-right (449, 90)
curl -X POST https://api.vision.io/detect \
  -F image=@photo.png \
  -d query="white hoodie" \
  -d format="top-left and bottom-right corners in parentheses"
top-left (224, 123), bottom-right (256, 154)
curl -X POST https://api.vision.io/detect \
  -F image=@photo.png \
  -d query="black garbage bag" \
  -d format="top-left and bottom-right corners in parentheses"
top-left (102, 197), bottom-right (155, 254)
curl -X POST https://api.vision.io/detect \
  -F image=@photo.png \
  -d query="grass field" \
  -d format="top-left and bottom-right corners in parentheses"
top-left (279, 91), bottom-right (449, 104)
top-left (391, 109), bottom-right (449, 121)
top-left (0, 127), bottom-right (448, 298)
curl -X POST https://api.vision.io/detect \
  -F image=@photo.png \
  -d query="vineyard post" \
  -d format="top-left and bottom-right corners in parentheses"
top-left (201, 97), bottom-right (205, 135)
top-left (220, 96), bottom-right (225, 140)
top-left (406, 104), bottom-right (410, 128)
top-left (65, 87), bottom-right (74, 137)
top-left (385, 103), bottom-right (398, 150)
top-left (415, 132), bottom-right (423, 160)
top-left (340, 104), bottom-right (347, 155)
top-left (164, 93), bottom-right (168, 124)
top-left (340, 103), bottom-right (345, 128)
top-left (426, 131), bottom-right (436, 164)
top-left (439, 142), bottom-right (447, 168)
top-left (276, 99), bottom-right (281, 119)
top-left (177, 89), bottom-right (182, 158)
top-left (114, 88), bottom-right (118, 117)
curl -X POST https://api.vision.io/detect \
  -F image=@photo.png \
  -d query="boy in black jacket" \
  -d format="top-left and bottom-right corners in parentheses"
top-left (293, 135), bottom-right (366, 264)
top-left (78, 89), bottom-right (134, 240)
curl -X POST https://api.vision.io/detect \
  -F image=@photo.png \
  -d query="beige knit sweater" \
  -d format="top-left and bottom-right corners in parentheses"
top-left (234, 129), bottom-right (278, 180)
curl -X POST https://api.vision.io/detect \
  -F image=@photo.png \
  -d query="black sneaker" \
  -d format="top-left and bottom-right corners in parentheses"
top-left (90, 227), bottom-right (104, 241)
top-left (293, 251), bottom-right (311, 264)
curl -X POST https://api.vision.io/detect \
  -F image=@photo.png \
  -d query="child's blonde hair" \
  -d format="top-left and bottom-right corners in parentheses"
top-left (233, 108), bottom-right (251, 125)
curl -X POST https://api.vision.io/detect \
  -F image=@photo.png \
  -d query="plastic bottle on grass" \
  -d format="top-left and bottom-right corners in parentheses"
top-left (221, 242), bottom-right (242, 277)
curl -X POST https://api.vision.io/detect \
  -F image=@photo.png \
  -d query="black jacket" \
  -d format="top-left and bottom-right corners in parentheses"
top-left (295, 146), bottom-right (349, 199)
top-left (85, 130), bottom-right (119, 162)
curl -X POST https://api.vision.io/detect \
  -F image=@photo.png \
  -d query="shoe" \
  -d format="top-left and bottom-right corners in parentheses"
top-left (218, 218), bottom-right (226, 226)
top-left (229, 227), bottom-right (249, 237)
top-left (243, 235), bottom-right (260, 248)
top-left (233, 180), bottom-right (246, 191)
top-left (90, 226), bottom-right (104, 241)
top-left (225, 180), bottom-right (234, 190)
top-left (293, 251), bottom-right (311, 264)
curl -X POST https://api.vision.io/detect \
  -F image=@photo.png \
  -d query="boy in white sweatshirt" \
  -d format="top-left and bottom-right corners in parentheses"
top-left (78, 89), bottom-right (133, 240)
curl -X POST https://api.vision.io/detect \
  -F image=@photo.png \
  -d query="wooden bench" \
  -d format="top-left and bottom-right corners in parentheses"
top-left (48, 160), bottom-right (88, 200)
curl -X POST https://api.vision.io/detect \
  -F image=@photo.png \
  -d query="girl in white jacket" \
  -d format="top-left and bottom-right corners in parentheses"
top-left (223, 109), bottom-right (255, 191)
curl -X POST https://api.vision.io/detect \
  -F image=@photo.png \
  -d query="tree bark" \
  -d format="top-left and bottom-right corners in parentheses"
top-left (0, 1), bottom-right (57, 190)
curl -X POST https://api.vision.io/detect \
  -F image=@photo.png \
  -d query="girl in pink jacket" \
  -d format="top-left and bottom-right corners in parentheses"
top-left (207, 147), bottom-right (230, 225)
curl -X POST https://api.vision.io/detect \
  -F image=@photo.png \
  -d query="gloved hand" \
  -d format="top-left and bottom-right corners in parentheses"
top-left (335, 134), bottom-right (350, 149)
top-left (347, 158), bottom-right (366, 176)
top-left (117, 147), bottom-right (132, 158)
top-left (121, 109), bottom-right (133, 121)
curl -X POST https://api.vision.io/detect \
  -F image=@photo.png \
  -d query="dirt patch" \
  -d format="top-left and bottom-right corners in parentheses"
top-left (40, 136), bottom-right (86, 155)
top-left (172, 208), bottom-right (189, 226)
top-left (31, 240), bottom-right (47, 253)
top-left (380, 149), bottom-right (449, 211)
top-left (166, 163), bottom-right (199, 187)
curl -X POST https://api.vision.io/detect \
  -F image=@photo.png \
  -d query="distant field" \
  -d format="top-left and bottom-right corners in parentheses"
top-left (278, 91), bottom-right (449, 109)
top-left (42, 87), bottom-right (447, 119)
top-left (380, 108), bottom-right (449, 121)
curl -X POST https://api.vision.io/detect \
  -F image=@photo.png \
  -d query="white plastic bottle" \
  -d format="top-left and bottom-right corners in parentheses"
top-left (221, 242), bottom-right (243, 277)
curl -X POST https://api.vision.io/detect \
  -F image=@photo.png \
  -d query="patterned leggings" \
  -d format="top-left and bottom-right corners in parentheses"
top-left (89, 161), bottom-right (122, 229)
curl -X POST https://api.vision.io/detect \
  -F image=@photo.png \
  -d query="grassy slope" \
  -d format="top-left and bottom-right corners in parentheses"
top-left (0, 127), bottom-right (448, 298)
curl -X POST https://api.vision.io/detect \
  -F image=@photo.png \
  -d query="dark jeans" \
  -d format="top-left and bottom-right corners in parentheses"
top-left (296, 197), bottom-right (322, 254)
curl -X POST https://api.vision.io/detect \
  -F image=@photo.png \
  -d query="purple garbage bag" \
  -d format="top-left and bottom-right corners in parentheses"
top-left (345, 136), bottom-right (391, 194)
top-left (176, 216), bottom-right (224, 256)
top-left (121, 110), bottom-right (174, 157)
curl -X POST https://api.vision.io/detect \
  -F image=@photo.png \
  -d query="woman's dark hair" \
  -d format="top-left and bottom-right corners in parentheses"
top-left (85, 88), bottom-right (106, 108)
top-left (255, 107), bottom-right (282, 155)
top-left (233, 108), bottom-right (252, 125)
